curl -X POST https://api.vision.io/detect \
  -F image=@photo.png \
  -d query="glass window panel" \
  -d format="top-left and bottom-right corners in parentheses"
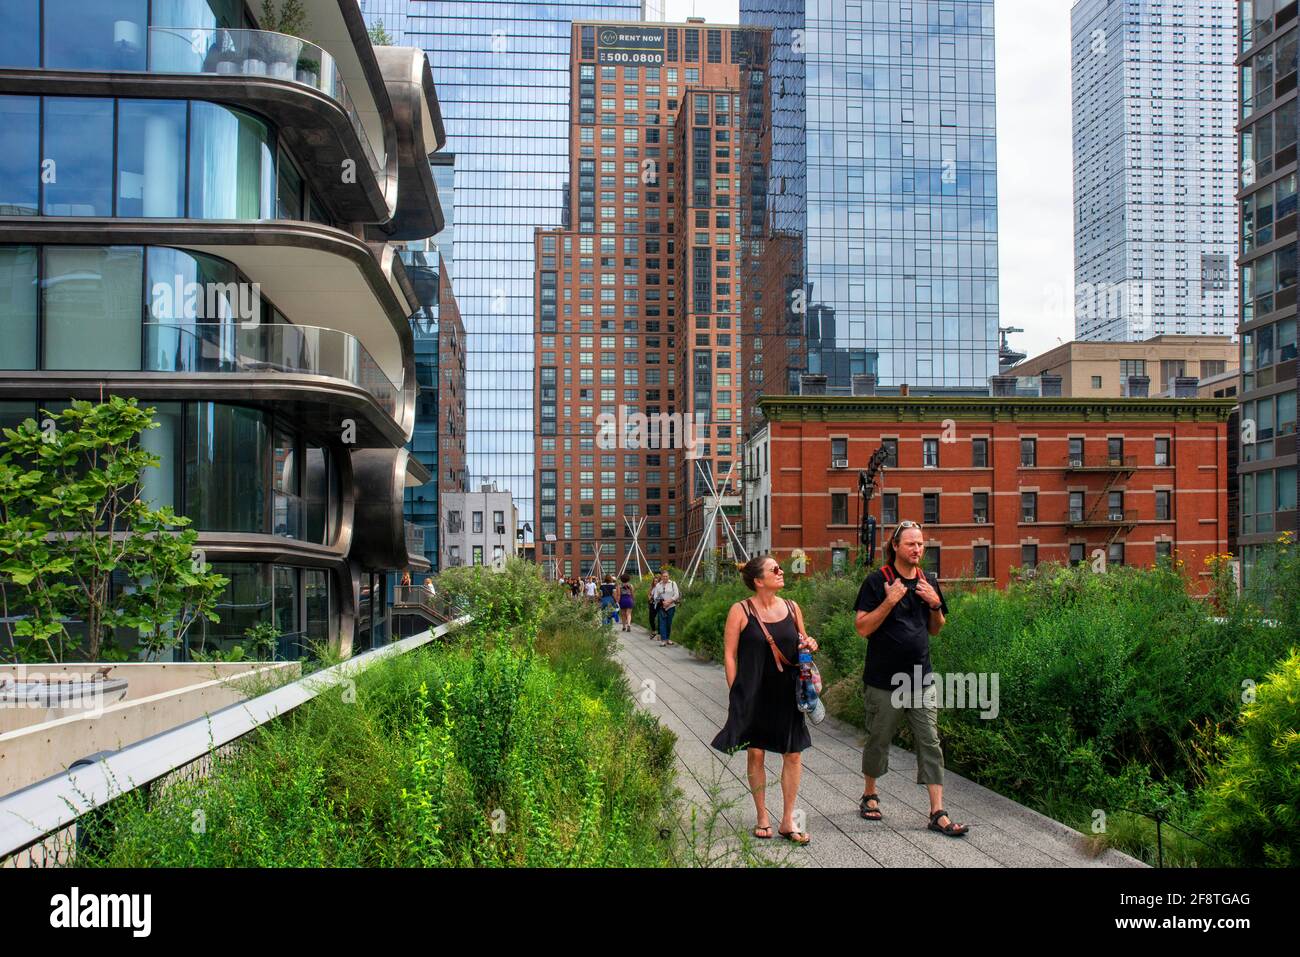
top-left (304, 568), bottom-right (330, 645)
top-left (117, 99), bottom-right (188, 217)
top-left (0, 245), bottom-right (38, 369)
top-left (188, 101), bottom-right (275, 219)
top-left (44, 0), bottom-right (147, 71)
top-left (151, 0), bottom-right (243, 31)
top-left (0, 401), bottom-right (37, 433)
top-left (185, 402), bottom-right (269, 532)
top-left (194, 562), bottom-right (269, 657)
top-left (0, 0), bottom-right (40, 67)
top-left (0, 95), bottom-right (39, 214)
top-left (139, 401), bottom-right (183, 510)
top-left (303, 444), bottom-right (331, 544)
top-left (43, 98), bottom-right (115, 216)
top-left (1278, 467), bottom-right (1297, 511)
top-left (273, 564), bottom-right (298, 648)
top-left (43, 245), bottom-right (143, 370)
top-left (277, 151), bottom-right (304, 219)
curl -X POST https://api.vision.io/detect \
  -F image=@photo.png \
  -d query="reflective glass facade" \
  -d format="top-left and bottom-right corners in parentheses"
top-left (0, 93), bottom-right (330, 225)
top-left (741, 0), bottom-right (1000, 396)
top-left (1238, 0), bottom-right (1300, 575)
top-left (1072, 0), bottom-right (1237, 341)
top-left (359, 0), bottom-right (411, 42)
top-left (404, 0), bottom-right (643, 533)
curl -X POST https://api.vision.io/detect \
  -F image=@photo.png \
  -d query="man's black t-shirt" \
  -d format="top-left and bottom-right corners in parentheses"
top-left (854, 566), bottom-right (948, 691)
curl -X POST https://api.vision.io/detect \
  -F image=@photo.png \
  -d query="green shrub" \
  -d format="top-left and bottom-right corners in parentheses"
top-left (1199, 648), bottom-right (1300, 867)
top-left (74, 576), bottom-right (678, 868)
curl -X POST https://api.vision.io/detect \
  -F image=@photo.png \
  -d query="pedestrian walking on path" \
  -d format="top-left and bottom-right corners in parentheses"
top-left (618, 574), bottom-right (636, 631)
top-left (600, 574), bottom-right (619, 626)
top-left (711, 556), bottom-right (819, 845)
top-left (651, 570), bottom-right (680, 646)
top-left (855, 520), bottom-right (968, 837)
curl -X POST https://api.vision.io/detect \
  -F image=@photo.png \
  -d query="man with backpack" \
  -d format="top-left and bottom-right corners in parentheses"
top-left (853, 520), bottom-right (968, 837)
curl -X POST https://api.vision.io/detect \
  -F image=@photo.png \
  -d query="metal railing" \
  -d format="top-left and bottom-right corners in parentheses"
top-left (146, 27), bottom-right (383, 177)
top-left (391, 587), bottom-right (469, 625)
top-left (1066, 508), bottom-right (1140, 526)
top-left (143, 322), bottom-right (401, 421)
top-left (0, 615), bottom-right (467, 867)
top-left (1064, 455), bottom-right (1140, 471)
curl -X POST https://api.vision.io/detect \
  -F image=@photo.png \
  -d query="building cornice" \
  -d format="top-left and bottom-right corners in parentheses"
top-left (758, 395), bottom-right (1238, 424)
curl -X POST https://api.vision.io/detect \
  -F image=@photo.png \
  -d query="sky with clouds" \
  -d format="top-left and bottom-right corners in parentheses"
top-left (662, 0), bottom-right (1078, 361)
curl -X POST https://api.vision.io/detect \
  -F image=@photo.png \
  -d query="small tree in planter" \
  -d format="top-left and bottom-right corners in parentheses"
top-left (0, 397), bottom-right (228, 662)
top-left (258, 1), bottom-right (315, 84)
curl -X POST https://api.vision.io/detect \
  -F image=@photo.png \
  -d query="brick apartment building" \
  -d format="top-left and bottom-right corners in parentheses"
top-left (743, 395), bottom-right (1234, 589)
top-left (533, 20), bottom-right (770, 578)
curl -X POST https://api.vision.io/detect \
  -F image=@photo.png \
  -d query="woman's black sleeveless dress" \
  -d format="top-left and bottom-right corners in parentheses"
top-left (711, 602), bottom-right (811, 755)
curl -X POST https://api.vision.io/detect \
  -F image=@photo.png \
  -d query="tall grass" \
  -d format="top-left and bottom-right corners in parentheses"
top-left (631, 547), bottom-right (1299, 867)
top-left (76, 562), bottom-right (680, 867)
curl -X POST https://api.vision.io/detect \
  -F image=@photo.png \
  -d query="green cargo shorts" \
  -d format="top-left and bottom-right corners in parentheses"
top-left (861, 683), bottom-right (945, 786)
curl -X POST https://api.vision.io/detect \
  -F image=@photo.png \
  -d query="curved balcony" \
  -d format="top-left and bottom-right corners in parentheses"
top-left (146, 27), bottom-right (382, 179)
top-left (143, 322), bottom-right (400, 421)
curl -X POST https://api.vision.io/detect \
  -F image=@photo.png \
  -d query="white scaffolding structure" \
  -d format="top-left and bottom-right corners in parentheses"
top-left (618, 516), bottom-right (651, 578)
top-left (684, 460), bottom-right (749, 585)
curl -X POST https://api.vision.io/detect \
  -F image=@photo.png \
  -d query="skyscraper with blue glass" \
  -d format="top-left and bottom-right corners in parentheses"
top-left (401, 0), bottom-right (645, 537)
top-left (740, 0), bottom-right (1000, 408)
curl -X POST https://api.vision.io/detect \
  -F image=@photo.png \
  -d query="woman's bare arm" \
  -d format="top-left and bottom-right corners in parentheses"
top-left (723, 602), bottom-right (747, 688)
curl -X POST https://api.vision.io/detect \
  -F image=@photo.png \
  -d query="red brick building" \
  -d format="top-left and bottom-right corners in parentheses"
top-left (743, 395), bottom-right (1235, 589)
top-left (533, 21), bottom-right (770, 578)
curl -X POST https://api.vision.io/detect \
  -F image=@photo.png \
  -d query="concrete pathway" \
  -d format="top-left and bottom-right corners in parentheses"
top-left (616, 623), bottom-right (1143, 868)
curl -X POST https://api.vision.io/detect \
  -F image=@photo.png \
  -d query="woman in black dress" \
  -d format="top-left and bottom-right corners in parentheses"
top-left (711, 556), bottom-right (818, 844)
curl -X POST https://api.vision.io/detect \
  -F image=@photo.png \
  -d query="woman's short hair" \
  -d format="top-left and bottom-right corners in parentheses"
top-left (620, 573), bottom-right (630, 583)
top-left (741, 555), bottom-right (774, 591)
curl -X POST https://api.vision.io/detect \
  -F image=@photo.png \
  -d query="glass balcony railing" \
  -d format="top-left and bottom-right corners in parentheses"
top-left (143, 322), bottom-right (401, 421)
top-left (146, 27), bottom-right (382, 177)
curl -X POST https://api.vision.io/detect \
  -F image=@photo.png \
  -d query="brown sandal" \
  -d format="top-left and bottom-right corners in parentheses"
top-left (928, 809), bottom-right (969, 837)
top-left (778, 829), bottom-right (811, 845)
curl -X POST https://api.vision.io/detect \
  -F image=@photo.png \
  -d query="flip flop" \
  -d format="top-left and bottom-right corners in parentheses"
top-left (753, 824), bottom-right (773, 839)
top-left (778, 829), bottom-right (811, 845)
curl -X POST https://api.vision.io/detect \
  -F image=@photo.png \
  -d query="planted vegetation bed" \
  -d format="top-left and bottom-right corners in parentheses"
top-left (639, 545), bottom-right (1299, 868)
top-left (77, 563), bottom-right (678, 867)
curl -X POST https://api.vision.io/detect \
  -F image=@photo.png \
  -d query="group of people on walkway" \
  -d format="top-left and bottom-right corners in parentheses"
top-left (566, 573), bottom-right (637, 629)
top-left (564, 570), bottom-right (682, 644)
top-left (706, 520), bottom-right (968, 846)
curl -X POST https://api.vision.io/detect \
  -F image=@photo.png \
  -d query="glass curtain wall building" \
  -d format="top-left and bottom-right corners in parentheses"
top-left (360, 0), bottom-right (411, 42)
top-left (0, 0), bottom-right (447, 657)
top-left (1071, 0), bottom-right (1237, 341)
top-left (740, 0), bottom-right (1000, 412)
top-left (403, 1), bottom-right (644, 537)
top-left (1237, 0), bottom-right (1299, 575)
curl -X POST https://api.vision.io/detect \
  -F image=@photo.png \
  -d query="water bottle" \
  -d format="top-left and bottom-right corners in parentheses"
top-left (797, 649), bottom-right (825, 723)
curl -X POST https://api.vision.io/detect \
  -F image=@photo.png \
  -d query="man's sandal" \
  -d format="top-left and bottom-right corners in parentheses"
top-left (859, 793), bottom-right (883, 820)
top-left (928, 809), bottom-right (969, 837)
top-left (752, 824), bottom-right (773, 839)
top-left (778, 829), bottom-right (811, 845)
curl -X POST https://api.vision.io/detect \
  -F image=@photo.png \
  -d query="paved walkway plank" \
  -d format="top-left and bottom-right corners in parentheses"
top-left (615, 623), bottom-right (1143, 868)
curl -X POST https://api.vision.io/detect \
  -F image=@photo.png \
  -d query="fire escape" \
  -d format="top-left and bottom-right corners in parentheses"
top-left (1064, 452), bottom-right (1139, 547)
